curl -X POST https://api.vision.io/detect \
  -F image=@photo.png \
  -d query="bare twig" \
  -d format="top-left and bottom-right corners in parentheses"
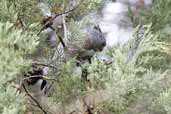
top-left (49, 25), bottom-right (66, 49)
top-left (37, 0), bottom-right (84, 35)
top-left (32, 61), bottom-right (57, 69)
top-left (22, 82), bottom-right (48, 114)
top-left (57, 34), bottom-right (66, 49)
top-left (68, 110), bottom-right (76, 114)
top-left (17, 15), bottom-right (26, 30)
top-left (23, 75), bottom-right (58, 82)
top-left (21, 75), bottom-right (59, 114)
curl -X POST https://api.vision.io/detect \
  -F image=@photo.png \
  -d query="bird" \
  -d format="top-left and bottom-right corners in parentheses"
top-left (28, 1), bottom-right (106, 89)
top-left (64, 24), bottom-right (106, 65)
top-left (84, 25), bottom-right (106, 52)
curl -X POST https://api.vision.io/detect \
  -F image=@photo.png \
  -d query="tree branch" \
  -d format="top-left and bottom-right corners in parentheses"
top-left (37, 0), bottom-right (84, 35)
top-left (32, 61), bottom-right (57, 69)
top-left (17, 15), bottom-right (26, 30)
top-left (48, 25), bottom-right (66, 49)
top-left (22, 82), bottom-right (48, 114)
top-left (21, 76), bottom-right (59, 114)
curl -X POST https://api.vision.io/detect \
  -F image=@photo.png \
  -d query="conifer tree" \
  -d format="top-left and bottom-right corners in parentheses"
top-left (1, 0), bottom-right (171, 114)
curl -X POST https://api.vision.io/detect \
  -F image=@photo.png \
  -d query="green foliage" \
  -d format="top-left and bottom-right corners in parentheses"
top-left (0, 22), bottom-right (39, 85)
top-left (0, 0), bottom-right (18, 22)
top-left (0, 0), bottom-right (41, 31)
top-left (0, 0), bottom-right (103, 113)
top-left (135, 0), bottom-right (171, 44)
top-left (127, 24), bottom-right (170, 70)
top-left (67, 17), bottom-right (94, 48)
top-left (0, 0), bottom-right (41, 113)
top-left (1, 0), bottom-right (171, 114)
top-left (87, 24), bottom-right (171, 113)
top-left (156, 88), bottom-right (171, 114)
top-left (45, 2), bottom-right (171, 113)
top-left (84, 0), bottom-right (103, 10)
top-left (50, 59), bottom-right (86, 103)
top-left (139, 0), bottom-right (171, 31)
top-left (0, 86), bottom-right (25, 114)
top-left (14, 0), bottom-right (42, 32)
top-left (69, 0), bottom-right (103, 19)
top-left (0, 21), bottom-right (39, 113)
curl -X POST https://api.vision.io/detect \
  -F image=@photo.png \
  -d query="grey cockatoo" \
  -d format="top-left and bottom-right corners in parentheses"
top-left (37, 1), bottom-right (106, 56)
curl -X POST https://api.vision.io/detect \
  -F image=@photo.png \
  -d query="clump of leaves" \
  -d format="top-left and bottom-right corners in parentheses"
top-left (86, 24), bottom-right (171, 114)
top-left (0, 22), bottom-right (39, 84)
top-left (135, 0), bottom-right (171, 44)
top-left (0, 22), bottom-right (39, 114)
top-left (50, 59), bottom-right (86, 103)
top-left (67, 17), bottom-right (94, 48)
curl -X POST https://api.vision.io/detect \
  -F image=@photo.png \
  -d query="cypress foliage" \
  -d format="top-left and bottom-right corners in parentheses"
top-left (0, 0), bottom-right (171, 114)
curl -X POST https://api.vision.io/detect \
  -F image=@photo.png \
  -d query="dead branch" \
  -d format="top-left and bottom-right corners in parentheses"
top-left (17, 15), bottom-right (26, 30)
top-left (23, 75), bottom-right (58, 82)
top-left (21, 75), bottom-right (60, 114)
top-left (22, 81), bottom-right (48, 114)
top-left (48, 25), bottom-right (66, 49)
top-left (37, 0), bottom-right (84, 35)
top-left (57, 33), bottom-right (66, 49)
top-left (32, 61), bottom-right (58, 69)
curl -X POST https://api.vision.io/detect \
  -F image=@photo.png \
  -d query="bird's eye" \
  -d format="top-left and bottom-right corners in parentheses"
top-left (94, 25), bottom-right (98, 30)
top-left (102, 42), bottom-right (106, 47)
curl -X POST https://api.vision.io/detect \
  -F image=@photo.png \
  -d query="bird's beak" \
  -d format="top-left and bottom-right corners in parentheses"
top-left (95, 47), bottom-right (103, 52)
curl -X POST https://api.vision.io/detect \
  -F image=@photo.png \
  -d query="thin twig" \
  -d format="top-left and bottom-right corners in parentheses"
top-left (22, 82), bottom-right (48, 114)
top-left (22, 76), bottom-right (59, 114)
top-left (68, 110), bottom-right (76, 114)
top-left (37, 0), bottom-right (84, 35)
top-left (57, 34), bottom-right (66, 48)
top-left (17, 15), bottom-right (26, 30)
top-left (49, 25), bottom-right (66, 49)
top-left (23, 75), bottom-right (58, 82)
top-left (32, 61), bottom-right (57, 69)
